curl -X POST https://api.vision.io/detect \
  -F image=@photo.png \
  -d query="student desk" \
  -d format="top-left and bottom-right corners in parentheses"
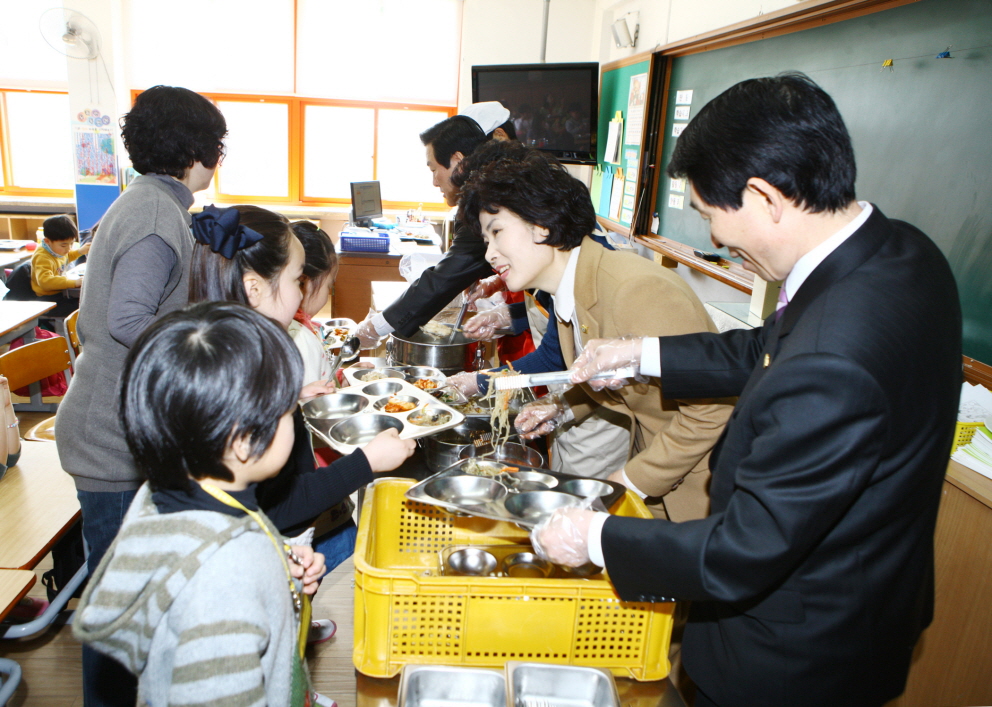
top-left (0, 301), bottom-right (55, 349)
top-left (0, 441), bottom-right (85, 644)
top-left (0, 251), bottom-right (31, 282)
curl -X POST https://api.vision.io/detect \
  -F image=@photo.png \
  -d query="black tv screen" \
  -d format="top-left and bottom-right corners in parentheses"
top-left (472, 62), bottom-right (599, 165)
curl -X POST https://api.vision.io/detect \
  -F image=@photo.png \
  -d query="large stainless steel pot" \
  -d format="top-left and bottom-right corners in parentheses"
top-left (388, 330), bottom-right (475, 376)
top-left (420, 418), bottom-right (520, 473)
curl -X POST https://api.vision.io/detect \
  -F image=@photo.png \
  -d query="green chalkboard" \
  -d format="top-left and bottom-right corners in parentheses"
top-left (596, 58), bottom-right (651, 226)
top-left (654, 0), bottom-right (992, 364)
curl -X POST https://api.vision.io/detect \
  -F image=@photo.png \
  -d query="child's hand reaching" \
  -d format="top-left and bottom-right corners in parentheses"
top-left (288, 545), bottom-right (326, 596)
top-left (362, 429), bottom-right (415, 472)
top-left (79, 242), bottom-right (92, 256)
top-left (300, 379), bottom-right (338, 402)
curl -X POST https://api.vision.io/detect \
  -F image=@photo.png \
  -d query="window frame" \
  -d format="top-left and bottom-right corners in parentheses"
top-left (0, 88), bottom-right (75, 197)
top-left (131, 89), bottom-right (454, 210)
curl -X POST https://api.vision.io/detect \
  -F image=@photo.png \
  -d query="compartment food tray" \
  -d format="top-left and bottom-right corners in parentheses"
top-left (353, 478), bottom-right (674, 680)
top-left (304, 378), bottom-right (464, 455)
top-left (405, 464), bottom-right (626, 528)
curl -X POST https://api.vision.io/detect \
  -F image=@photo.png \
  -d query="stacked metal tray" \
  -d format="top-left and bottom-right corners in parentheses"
top-left (397, 662), bottom-right (621, 707)
top-left (302, 375), bottom-right (464, 455)
top-left (404, 461), bottom-right (626, 528)
top-left (341, 364), bottom-right (446, 390)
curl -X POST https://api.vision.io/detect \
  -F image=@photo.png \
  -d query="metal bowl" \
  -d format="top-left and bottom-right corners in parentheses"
top-left (362, 380), bottom-right (405, 397)
top-left (445, 548), bottom-right (498, 577)
top-left (459, 442), bottom-right (546, 469)
top-left (559, 479), bottom-right (614, 499)
top-left (423, 474), bottom-right (507, 506)
top-left (328, 414), bottom-right (404, 447)
top-left (372, 395), bottom-right (421, 413)
top-left (559, 562), bottom-right (603, 578)
top-left (354, 367), bottom-right (406, 383)
top-left (407, 405), bottom-right (453, 428)
top-left (504, 491), bottom-right (584, 525)
top-left (394, 365), bottom-right (445, 383)
top-left (501, 470), bottom-right (558, 493)
top-left (421, 418), bottom-right (517, 473)
top-left (502, 552), bottom-right (553, 579)
top-left (301, 393), bottom-right (368, 421)
top-left (320, 317), bottom-right (356, 329)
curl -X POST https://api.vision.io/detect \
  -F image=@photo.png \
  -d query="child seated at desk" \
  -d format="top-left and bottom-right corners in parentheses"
top-left (74, 301), bottom-right (331, 707)
top-left (30, 215), bottom-right (90, 317)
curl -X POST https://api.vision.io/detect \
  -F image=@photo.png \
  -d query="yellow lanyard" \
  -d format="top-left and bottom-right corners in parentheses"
top-left (201, 483), bottom-right (312, 658)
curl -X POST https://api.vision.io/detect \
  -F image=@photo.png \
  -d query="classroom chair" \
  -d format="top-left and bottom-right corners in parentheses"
top-left (0, 337), bottom-right (72, 413)
top-left (64, 309), bottom-right (80, 365)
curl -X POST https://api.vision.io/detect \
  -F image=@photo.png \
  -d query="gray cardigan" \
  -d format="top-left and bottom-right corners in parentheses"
top-left (56, 175), bottom-right (194, 492)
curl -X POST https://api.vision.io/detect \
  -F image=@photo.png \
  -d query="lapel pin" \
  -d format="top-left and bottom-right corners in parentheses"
top-left (580, 324), bottom-right (589, 334)
top-left (763, 353), bottom-right (771, 368)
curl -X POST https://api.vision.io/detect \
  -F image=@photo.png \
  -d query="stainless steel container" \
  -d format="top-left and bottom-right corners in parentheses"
top-left (388, 330), bottom-right (474, 376)
top-left (505, 662), bottom-right (620, 707)
top-left (398, 665), bottom-right (505, 707)
top-left (420, 418), bottom-right (518, 473)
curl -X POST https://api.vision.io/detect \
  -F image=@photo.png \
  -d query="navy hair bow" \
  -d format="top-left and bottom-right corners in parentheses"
top-left (191, 205), bottom-right (264, 259)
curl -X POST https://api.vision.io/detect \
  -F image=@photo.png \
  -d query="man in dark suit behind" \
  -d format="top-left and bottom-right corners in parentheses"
top-left (535, 73), bottom-right (962, 707)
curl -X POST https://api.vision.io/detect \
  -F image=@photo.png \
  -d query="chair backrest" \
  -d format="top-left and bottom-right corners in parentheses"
top-left (0, 337), bottom-right (72, 392)
top-left (65, 309), bottom-right (81, 357)
top-left (2, 260), bottom-right (34, 301)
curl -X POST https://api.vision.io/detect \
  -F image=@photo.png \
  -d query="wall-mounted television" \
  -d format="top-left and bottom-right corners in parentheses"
top-left (472, 62), bottom-right (599, 165)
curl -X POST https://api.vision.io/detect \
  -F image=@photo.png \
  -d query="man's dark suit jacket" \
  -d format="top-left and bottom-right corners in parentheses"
top-left (601, 207), bottom-right (961, 707)
top-left (383, 219), bottom-right (493, 337)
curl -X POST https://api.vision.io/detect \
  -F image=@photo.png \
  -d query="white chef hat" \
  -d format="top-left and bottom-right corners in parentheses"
top-left (460, 101), bottom-right (511, 135)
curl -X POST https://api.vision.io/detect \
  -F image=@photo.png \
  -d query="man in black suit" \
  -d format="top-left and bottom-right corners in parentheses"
top-left (535, 73), bottom-right (962, 707)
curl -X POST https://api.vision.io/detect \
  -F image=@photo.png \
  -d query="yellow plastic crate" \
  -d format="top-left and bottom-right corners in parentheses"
top-left (352, 478), bottom-right (674, 680)
top-left (952, 420), bottom-right (984, 453)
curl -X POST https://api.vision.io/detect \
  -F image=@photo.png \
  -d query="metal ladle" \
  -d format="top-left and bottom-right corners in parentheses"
top-left (328, 336), bottom-right (360, 380)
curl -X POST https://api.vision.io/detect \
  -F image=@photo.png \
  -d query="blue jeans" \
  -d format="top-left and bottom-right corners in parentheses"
top-left (77, 489), bottom-right (139, 707)
top-left (313, 519), bottom-right (357, 573)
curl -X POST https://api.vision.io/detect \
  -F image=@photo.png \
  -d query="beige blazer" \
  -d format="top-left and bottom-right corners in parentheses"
top-left (557, 239), bottom-right (734, 521)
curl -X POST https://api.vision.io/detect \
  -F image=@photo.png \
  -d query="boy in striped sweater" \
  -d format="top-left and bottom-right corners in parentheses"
top-left (74, 302), bottom-right (332, 707)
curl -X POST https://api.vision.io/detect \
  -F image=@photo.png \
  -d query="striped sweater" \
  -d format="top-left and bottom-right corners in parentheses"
top-left (74, 483), bottom-right (308, 706)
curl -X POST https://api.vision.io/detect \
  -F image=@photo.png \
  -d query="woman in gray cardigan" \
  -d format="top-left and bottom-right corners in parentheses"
top-left (55, 85), bottom-right (226, 707)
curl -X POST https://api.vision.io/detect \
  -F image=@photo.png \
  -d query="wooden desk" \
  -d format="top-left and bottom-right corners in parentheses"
top-left (0, 250), bottom-right (31, 279)
top-left (0, 300), bottom-right (55, 348)
top-left (333, 253), bottom-right (407, 323)
top-left (0, 441), bottom-right (80, 570)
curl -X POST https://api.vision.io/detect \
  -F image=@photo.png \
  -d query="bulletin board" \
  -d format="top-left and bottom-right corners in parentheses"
top-left (650, 0), bottom-right (992, 363)
top-left (593, 56), bottom-right (652, 232)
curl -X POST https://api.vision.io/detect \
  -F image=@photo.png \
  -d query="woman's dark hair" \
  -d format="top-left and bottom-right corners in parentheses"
top-left (493, 119), bottom-right (517, 140)
top-left (667, 72), bottom-right (856, 213)
top-left (120, 301), bottom-right (303, 491)
top-left (420, 115), bottom-right (488, 168)
top-left (457, 141), bottom-right (596, 250)
top-left (42, 214), bottom-right (78, 242)
top-left (290, 221), bottom-right (338, 295)
top-left (189, 205), bottom-right (293, 305)
top-left (122, 86), bottom-right (227, 178)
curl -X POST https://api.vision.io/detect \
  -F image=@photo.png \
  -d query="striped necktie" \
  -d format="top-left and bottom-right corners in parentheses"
top-left (775, 285), bottom-right (789, 322)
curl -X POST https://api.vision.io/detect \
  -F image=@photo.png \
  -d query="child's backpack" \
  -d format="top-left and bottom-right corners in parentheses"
top-left (2, 261), bottom-right (34, 301)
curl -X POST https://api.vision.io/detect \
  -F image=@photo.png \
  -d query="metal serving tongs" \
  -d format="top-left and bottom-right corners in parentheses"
top-left (447, 297), bottom-right (471, 344)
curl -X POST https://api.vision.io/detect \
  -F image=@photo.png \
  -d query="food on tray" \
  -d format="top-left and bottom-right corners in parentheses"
top-left (383, 397), bottom-right (417, 413)
top-left (408, 408), bottom-right (452, 427)
top-left (452, 400), bottom-right (489, 415)
top-left (481, 366), bottom-right (523, 448)
top-left (431, 387), bottom-right (463, 404)
top-left (420, 320), bottom-right (453, 338)
top-left (362, 371), bottom-right (388, 382)
top-left (412, 378), bottom-right (439, 390)
top-left (462, 460), bottom-right (514, 477)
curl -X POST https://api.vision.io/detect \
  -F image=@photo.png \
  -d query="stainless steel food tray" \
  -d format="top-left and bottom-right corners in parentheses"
top-left (341, 364), bottom-right (446, 389)
top-left (506, 662), bottom-right (620, 707)
top-left (397, 664), bottom-right (505, 707)
top-left (404, 463), bottom-right (626, 528)
top-left (304, 378), bottom-right (464, 455)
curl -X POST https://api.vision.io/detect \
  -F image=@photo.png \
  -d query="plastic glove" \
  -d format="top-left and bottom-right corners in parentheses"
top-left (465, 274), bottom-right (506, 307)
top-left (531, 506), bottom-right (598, 568)
top-left (462, 305), bottom-right (512, 341)
top-left (355, 313), bottom-right (385, 350)
top-left (446, 371), bottom-right (481, 397)
top-left (569, 337), bottom-right (645, 391)
top-left (514, 394), bottom-right (567, 439)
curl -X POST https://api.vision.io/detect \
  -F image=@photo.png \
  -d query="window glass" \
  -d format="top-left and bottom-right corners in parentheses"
top-left (0, 1), bottom-right (69, 86)
top-left (377, 109), bottom-right (450, 205)
top-left (303, 105), bottom-right (375, 200)
top-left (297, 0), bottom-right (458, 104)
top-left (126, 0), bottom-right (294, 94)
top-left (215, 101), bottom-right (289, 198)
top-left (5, 92), bottom-right (73, 190)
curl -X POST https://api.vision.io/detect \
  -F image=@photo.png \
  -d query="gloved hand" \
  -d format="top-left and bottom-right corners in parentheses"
top-left (462, 305), bottom-right (512, 341)
top-left (514, 394), bottom-right (567, 439)
top-left (446, 371), bottom-right (481, 397)
top-left (531, 507), bottom-right (598, 567)
top-left (569, 337), bottom-right (645, 391)
top-left (355, 314), bottom-right (385, 350)
top-left (466, 274), bottom-right (506, 308)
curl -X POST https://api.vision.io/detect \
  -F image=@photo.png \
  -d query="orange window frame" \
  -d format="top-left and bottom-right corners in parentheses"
top-left (0, 89), bottom-right (75, 198)
top-left (130, 89), bottom-right (455, 210)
